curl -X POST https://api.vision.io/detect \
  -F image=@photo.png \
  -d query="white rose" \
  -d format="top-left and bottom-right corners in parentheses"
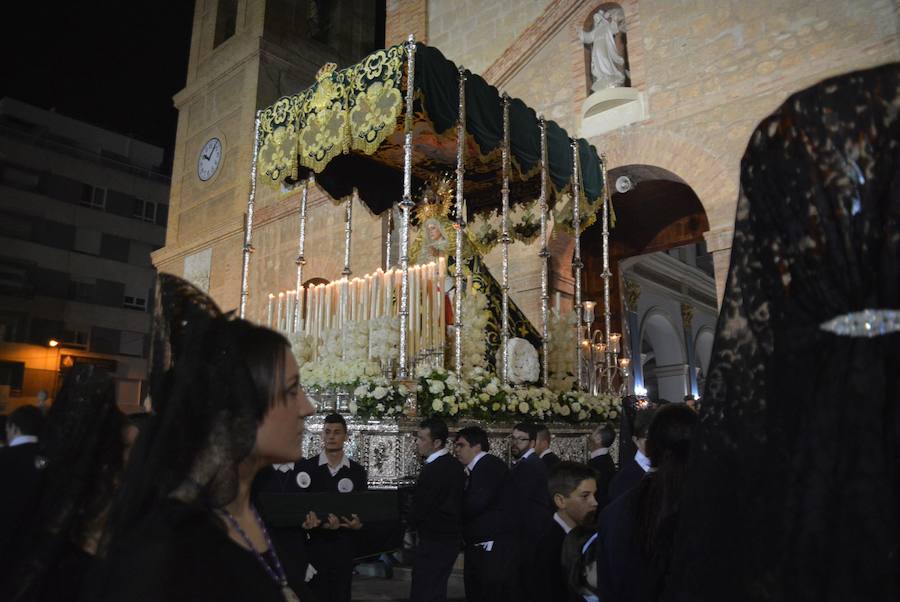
top-left (442, 395), bottom-right (454, 404)
top-left (429, 380), bottom-right (445, 394)
top-left (376, 403), bottom-right (385, 412)
top-left (571, 402), bottom-right (582, 413)
top-left (398, 384), bottom-right (409, 395)
top-left (518, 401), bottom-right (529, 414)
top-left (373, 386), bottom-right (388, 400)
top-left (485, 382), bottom-right (499, 396)
top-left (609, 410), bottom-right (618, 418)
top-left (560, 405), bottom-right (571, 416)
top-left (353, 385), bottom-right (368, 397)
top-left (432, 399), bottom-right (444, 412)
top-left (479, 393), bottom-right (489, 402)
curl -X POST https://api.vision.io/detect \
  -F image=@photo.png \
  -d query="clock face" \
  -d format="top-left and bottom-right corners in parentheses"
top-left (197, 138), bottom-right (222, 181)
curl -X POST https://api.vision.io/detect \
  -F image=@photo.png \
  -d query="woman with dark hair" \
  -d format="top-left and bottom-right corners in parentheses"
top-left (96, 275), bottom-right (315, 602)
top-left (594, 403), bottom-right (697, 602)
top-left (0, 364), bottom-right (129, 602)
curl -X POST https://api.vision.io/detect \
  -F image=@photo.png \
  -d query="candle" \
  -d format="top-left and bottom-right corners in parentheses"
top-left (286, 291), bottom-right (295, 333)
top-left (295, 286), bottom-right (306, 332)
top-left (266, 293), bottom-right (275, 328)
top-left (554, 291), bottom-right (561, 314)
top-left (438, 257), bottom-right (446, 350)
top-left (276, 292), bottom-right (285, 332)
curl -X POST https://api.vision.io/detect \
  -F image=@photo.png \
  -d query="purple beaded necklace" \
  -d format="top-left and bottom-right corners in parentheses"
top-left (218, 505), bottom-right (300, 602)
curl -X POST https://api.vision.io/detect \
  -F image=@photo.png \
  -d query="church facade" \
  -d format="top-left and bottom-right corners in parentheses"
top-left (152, 0), bottom-right (898, 398)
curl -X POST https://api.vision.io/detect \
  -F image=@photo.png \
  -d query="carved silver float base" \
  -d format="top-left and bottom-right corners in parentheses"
top-left (301, 414), bottom-right (607, 489)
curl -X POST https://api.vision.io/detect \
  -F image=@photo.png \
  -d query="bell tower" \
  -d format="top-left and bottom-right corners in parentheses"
top-left (152, 0), bottom-right (382, 309)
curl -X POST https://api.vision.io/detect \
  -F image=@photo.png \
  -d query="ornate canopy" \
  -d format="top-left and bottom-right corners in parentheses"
top-left (255, 43), bottom-right (606, 232)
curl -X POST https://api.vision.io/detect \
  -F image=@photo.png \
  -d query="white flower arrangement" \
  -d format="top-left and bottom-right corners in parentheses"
top-left (299, 359), bottom-right (380, 390)
top-left (286, 332), bottom-right (318, 368)
top-left (320, 328), bottom-right (343, 361)
top-left (548, 309), bottom-right (578, 392)
top-left (351, 376), bottom-right (408, 419)
top-left (342, 320), bottom-right (369, 362)
top-left (369, 315), bottom-right (400, 362)
top-left (416, 366), bottom-right (468, 418)
top-left (460, 288), bottom-right (489, 377)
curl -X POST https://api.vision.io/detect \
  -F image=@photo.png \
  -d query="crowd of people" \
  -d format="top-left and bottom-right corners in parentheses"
top-left (0, 312), bottom-right (693, 602)
top-left (0, 63), bottom-right (897, 602)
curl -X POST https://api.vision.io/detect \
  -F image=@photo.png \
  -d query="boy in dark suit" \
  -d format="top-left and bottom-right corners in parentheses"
top-left (608, 407), bottom-right (655, 501)
top-left (588, 423), bottom-right (617, 508)
top-left (454, 426), bottom-right (518, 602)
top-left (409, 417), bottom-right (466, 602)
top-left (294, 413), bottom-right (367, 602)
top-left (535, 462), bottom-right (599, 602)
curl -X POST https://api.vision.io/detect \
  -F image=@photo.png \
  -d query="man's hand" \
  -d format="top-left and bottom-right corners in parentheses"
top-left (321, 513), bottom-right (341, 530)
top-left (302, 511), bottom-right (321, 530)
top-left (339, 514), bottom-right (363, 530)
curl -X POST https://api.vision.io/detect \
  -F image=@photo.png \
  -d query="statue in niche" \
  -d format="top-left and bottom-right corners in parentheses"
top-left (580, 7), bottom-right (628, 91)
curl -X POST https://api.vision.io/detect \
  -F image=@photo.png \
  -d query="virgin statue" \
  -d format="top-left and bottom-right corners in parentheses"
top-left (410, 177), bottom-right (541, 376)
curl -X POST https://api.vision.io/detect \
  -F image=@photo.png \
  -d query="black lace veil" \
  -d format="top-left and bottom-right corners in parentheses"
top-left (1, 364), bottom-right (123, 601)
top-left (665, 63), bottom-right (899, 602)
top-left (104, 274), bottom-right (263, 541)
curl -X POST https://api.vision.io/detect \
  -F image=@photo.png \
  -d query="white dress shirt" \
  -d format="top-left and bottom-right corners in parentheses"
top-left (319, 451), bottom-right (350, 477)
top-left (8, 435), bottom-right (38, 447)
top-left (590, 447), bottom-right (609, 460)
top-left (635, 449), bottom-right (651, 472)
top-left (425, 448), bottom-right (449, 464)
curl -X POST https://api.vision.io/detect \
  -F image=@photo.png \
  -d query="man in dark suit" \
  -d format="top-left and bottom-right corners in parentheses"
top-left (0, 405), bottom-right (44, 555)
top-left (294, 413), bottom-right (367, 602)
top-left (509, 422), bottom-right (552, 601)
top-left (409, 417), bottom-right (466, 602)
top-left (588, 423), bottom-right (617, 508)
top-left (535, 462), bottom-right (599, 602)
top-left (454, 426), bottom-right (518, 602)
top-left (535, 424), bottom-right (561, 469)
top-left (608, 406), bottom-right (655, 501)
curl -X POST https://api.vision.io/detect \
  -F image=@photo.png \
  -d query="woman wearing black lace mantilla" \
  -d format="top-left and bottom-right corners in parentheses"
top-left (95, 275), bottom-right (316, 602)
top-left (663, 63), bottom-right (899, 602)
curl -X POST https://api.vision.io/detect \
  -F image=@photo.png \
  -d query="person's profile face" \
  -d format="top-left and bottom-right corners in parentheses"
top-left (560, 478), bottom-right (599, 527)
top-left (453, 436), bottom-right (479, 465)
top-left (255, 347), bottom-right (313, 463)
top-left (323, 422), bottom-right (348, 453)
top-left (416, 427), bottom-right (438, 458)
top-left (510, 429), bottom-right (532, 459)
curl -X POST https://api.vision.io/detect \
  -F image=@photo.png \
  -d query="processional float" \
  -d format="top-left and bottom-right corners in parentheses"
top-left (238, 37), bottom-right (628, 486)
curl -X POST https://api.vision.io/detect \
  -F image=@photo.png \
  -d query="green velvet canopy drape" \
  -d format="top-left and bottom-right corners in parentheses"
top-left (256, 42), bottom-right (605, 231)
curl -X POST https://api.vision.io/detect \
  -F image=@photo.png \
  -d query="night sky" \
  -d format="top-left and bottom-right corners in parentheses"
top-left (0, 2), bottom-right (195, 171)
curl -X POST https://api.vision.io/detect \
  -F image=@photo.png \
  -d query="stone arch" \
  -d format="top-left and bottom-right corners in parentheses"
top-left (639, 307), bottom-right (685, 366)
top-left (639, 306), bottom-right (688, 402)
top-left (694, 325), bottom-right (715, 376)
top-left (598, 128), bottom-right (735, 230)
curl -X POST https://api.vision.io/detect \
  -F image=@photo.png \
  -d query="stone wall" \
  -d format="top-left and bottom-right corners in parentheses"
top-left (427, 0), bottom-right (899, 300)
top-left (427, 0), bottom-right (552, 73)
top-left (386, 0), bottom-right (428, 46)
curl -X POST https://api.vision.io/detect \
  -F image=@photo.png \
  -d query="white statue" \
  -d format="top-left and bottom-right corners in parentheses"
top-left (580, 8), bottom-right (627, 91)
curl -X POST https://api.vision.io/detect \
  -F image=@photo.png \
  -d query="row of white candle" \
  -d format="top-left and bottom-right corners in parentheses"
top-left (265, 257), bottom-right (447, 360)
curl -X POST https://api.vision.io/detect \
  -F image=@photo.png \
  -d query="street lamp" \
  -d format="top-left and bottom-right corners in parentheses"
top-left (47, 339), bottom-right (61, 399)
